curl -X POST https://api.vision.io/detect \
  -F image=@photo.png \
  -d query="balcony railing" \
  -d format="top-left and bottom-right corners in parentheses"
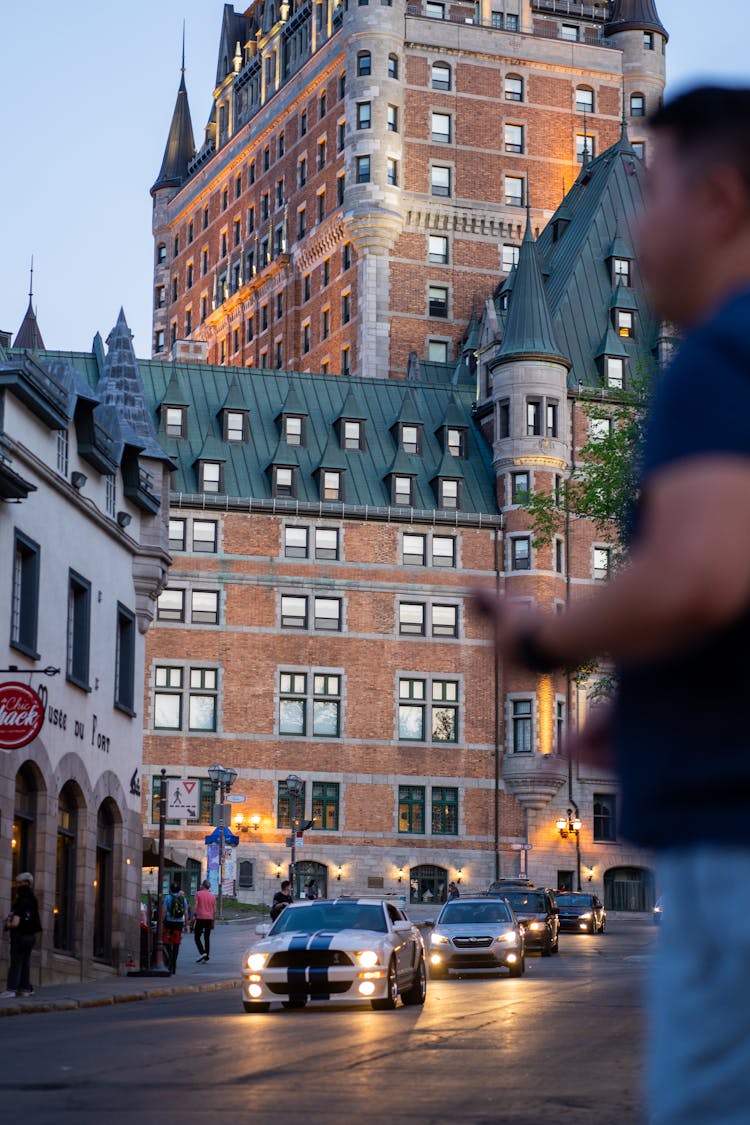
top-left (405, 3), bottom-right (613, 43)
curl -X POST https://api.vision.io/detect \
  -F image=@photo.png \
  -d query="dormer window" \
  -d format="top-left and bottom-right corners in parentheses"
top-left (165, 406), bottom-right (186, 438)
top-left (605, 357), bottom-right (625, 389)
top-left (322, 470), bottom-right (343, 502)
top-left (613, 258), bottom-right (631, 286)
top-left (393, 475), bottom-right (414, 506)
top-left (285, 415), bottom-right (304, 446)
top-left (616, 310), bottom-right (634, 338)
top-left (223, 410), bottom-right (248, 442)
top-left (439, 478), bottom-right (460, 510)
top-left (274, 466), bottom-right (296, 498)
top-left (447, 428), bottom-right (466, 458)
top-left (342, 420), bottom-right (363, 451)
top-left (401, 425), bottom-right (421, 455)
top-left (199, 461), bottom-right (224, 493)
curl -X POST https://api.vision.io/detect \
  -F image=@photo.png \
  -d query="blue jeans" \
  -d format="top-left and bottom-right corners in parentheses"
top-left (649, 847), bottom-right (750, 1124)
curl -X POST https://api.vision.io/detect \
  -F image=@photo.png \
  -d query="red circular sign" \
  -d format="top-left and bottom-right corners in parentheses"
top-left (0, 682), bottom-right (45, 750)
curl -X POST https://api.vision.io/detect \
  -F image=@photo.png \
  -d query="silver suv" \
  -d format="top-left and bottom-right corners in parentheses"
top-left (427, 897), bottom-right (526, 978)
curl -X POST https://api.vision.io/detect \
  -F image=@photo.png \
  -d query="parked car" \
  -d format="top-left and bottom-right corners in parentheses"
top-left (494, 887), bottom-right (560, 956)
top-left (556, 892), bottom-right (606, 934)
top-left (428, 896), bottom-right (526, 978)
top-left (487, 878), bottom-right (536, 893)
top-left (241, 898), bottom-right (426, 1012)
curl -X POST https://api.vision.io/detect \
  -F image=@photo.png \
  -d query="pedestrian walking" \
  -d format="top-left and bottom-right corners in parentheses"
top-left (270, 880), bottom-right (293, 921)
top-left (193, 879), bottom-right (216, 963)
top-left (162, 882), bottom-right (187, 974)
top-left (474, 85), bottom-right (750, 1125)
top-left (2, 872), bottom-right (42, 998)
top-left (447, 882), bottom-right (460, 901)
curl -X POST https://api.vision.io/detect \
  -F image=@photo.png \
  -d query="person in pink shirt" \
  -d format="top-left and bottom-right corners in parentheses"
top-left (193, 880), bottom-right (216, 963)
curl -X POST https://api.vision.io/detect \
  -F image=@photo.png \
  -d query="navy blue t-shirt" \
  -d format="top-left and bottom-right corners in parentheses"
top-left (615, 287), bottom-right (750, 848)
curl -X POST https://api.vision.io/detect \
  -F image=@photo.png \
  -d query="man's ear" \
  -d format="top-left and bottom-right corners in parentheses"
top-left (698, 162), bottom-right (750, 242)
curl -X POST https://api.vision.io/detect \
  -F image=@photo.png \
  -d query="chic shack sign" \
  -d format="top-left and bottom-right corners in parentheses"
top-left (0, 682), bottom-right (45, 750)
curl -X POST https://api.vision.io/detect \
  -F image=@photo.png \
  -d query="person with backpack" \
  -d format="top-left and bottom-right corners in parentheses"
top-left (2, 872), bottom-right (42, 998)
top-left (162, 882), bottom-right (187, 974)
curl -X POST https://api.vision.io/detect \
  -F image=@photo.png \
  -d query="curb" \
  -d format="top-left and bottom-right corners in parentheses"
top-left (0, 977), bottom-right (239, 1018)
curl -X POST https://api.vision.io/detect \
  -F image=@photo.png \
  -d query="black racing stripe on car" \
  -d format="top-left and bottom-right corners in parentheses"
top-left (287, 932), bottom-right (310, 995)
top-left (308, 931), bottom-right (336, 999)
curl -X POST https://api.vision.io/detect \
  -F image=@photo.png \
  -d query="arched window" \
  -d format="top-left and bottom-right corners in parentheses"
top-left (630, 91), bottom-right (646, 117)
top-left (55, 782), bottom-right (81, 953)
top-left (431, 61), bottom-right (451, 91)
top-left (13, 763), bottom-right (39, 882)
top-left (356, 50), bottom-right (371, 77)
top-left (294, 860), bottom-right (328, 900)
top-left (93, 800), bottom-right (117, 963)
top-left (388, 54), bottom-right (399, 80)
top-left (504, 73), bottom-right (523, 102)
top-left (575, 84), bottom-right (594, 113)
top-left (409, 864), bottom-right (448, 905)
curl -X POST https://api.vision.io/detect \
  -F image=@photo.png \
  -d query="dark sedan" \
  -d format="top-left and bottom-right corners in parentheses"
top-left (556, 892), bottom-right (606, 934)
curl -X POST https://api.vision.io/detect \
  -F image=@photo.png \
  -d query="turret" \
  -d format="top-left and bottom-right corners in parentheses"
top-left (604, 0), bottom-right (668, 161)
top-left (13, 262), bottom-right (45, 351)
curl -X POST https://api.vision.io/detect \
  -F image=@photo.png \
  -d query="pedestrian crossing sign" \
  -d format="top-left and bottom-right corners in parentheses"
top-left (166, 779), bottom-right (199, 820)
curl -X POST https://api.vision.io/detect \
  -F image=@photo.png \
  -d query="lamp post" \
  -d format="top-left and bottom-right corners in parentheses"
top-left (555, 808), bottom-right (583, 891)
top-left (285, 773), bottom-right (304, 897)
top-left (208, 763), bottom-right (238, 919)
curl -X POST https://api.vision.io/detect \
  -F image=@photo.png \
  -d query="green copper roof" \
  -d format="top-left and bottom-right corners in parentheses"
top-left (431, 447), bottom-right (465, 482)
top-left (219, 375), bottom-right (247, 413)
top-left (161, 369), bottom-right (190, 407)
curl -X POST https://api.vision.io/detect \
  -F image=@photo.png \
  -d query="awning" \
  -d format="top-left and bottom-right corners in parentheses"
top-left (204, 825), bottom-right (240, 847)
top-left (142, 836), bottom-right (194, 869)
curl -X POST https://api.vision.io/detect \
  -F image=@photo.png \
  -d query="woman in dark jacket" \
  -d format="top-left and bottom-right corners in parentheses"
top-left (2, 872), bottom-right (42, 998)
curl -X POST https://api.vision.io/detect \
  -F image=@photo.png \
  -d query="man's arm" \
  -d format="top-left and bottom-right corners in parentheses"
top-left (480, 454), bottom-right (750, 668)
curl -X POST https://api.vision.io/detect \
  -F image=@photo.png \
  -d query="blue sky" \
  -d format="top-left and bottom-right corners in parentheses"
top-left (1, 0), bottom-right (747, 356)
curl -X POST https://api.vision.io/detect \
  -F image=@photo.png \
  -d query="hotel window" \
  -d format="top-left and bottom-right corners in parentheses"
top-left (356, 101), bottom-right (371, 130)
top-left (10, 531), bottom-right (40, 657)
top-left (199, 461), bottom-right (223, 493)
top-left (614, 258), bottom-right (631, 286)
top-left (193, 520), bottom-right (218, 552)
top-left (398, 677), bottom-right (458, 742)
top-left (398, 787), bottom-right (425, 834)
top-left (261, 193), bottom-right (269, 221)
top-left (399, 602), bottom-right (457, 638)
top-left (298, 157), bottom-right (307, 188)
top-left (428, 235), bottom-right (449, 264)
top-left (338, 71), bottom-right (346, 97)
top-left (337, 174), bottom-right (345, 206)
top-left (322, 471), bottom-right (343, 502)
top-left (594, 546), bottom-right (612, 580)
top-left (432, 787), bottom-right (458, 835)
top-left (203, 203), bottom-right (210, 228)
top-left (261, 305), bottom-right (269, 331)
top-left (157, 588), bottom-right (185, 622)
top-left (316, 527), bottom-right (339, 559)
top-left (222, 186), bottom-right (228, 211)
top-left (561, 23), bottom-right (579, 41)
top-left (220, 232), bottom-right (227, 259)
top-left (505, 74), bottom-right (523, 102)
top-left (504, 175), bottom-right (524, 206)
top-left (115, 604), bottom-right (136, 714)
top-left (433, 535), bottom-right (456, 567)
top-left (246, 314), bottom-right (254, 342)
top-left (527, 400), bottom-right (541, 436)
top-left (399, 603), bottom-right (425, 636)
top-left (302, 322), bottom-right (311, 354)
top-left (547, 401), bottom-right (559, 438)
top-left (512, 699), bottom-right (532, 753)
top-left (341, 292), bottom-right (351, 323)
top-left (284, 526), bottom-right (308, 558)
top-left (387, 158), bottom-right (398, 186)
top-left (431, 112), bottom-right (451, 143)
top-left (606, 357), bottom-right (625, 388)
top-left (589, 417), bottom-right (613, 442)
top-left (315, 597), bottom-right (342, 630)
top-left (616, 310), bottom-right (634, 338)
top-left (593, 793), bottom-right (617, 841)
top-left (317, 192), bottom-right (325, 223)
top-left (341, 347), bottom-right (350, 376)
top-left (67, 571), bottom-right (91, 690)
top-left (401, 424), bottom-right (421, 455)
top-left (556, 700), bottom-right (565, 749)
top-left (192, 590), bottom-right (219, 625)
top-left (154, 666), bottom-right (218, 731)
top-left (343, 242), bottom-right (352, 270)
top-left (224, 411), bottom-right (247, 442)
top-left (393, 475), bottom-right (414, 506)
top-left (157, 242), bottom-right (167, 264)
top-left (185, 308), bottom-right (192, 335)
top-left (279, 672), bottom-right (341, 737)
top-left (576, 85), bottom-right (594, 113)
top-left (576, 134), bottom-right (596, 161)
top-left (343, 420), bottom-right (363, 450)
top-left (274, 466), bottom-right (296, 498)
top-left (279, 130), bottom-right (285, 155)
top-left (277, 778), bottom-right (307, 829)
top-left (168, 519), bottom-right (186, 551)
top-left (504, 124), bottom-right (524, 154)
top-left (511, 471), bottom-right (530, 504)
top-left (388, 54), bottom-right (398, 79)
top-left (233, 218), bottom-right (241, 247)
top-left (357, 51), bottom-right (371, 76)
top-left (428, 339), bottom-right (448, 362)
top-left (303, 274), bottom-right (311, 302)
top-left (312, 783), bottom-right (339, 831)
top-left (317, 139), bottom-right (326, 169)
top-left (498, 401), bottom-right (510, 439)
top-left (431, 62), bottom-right (451, 90)
top-left (428, 285), bottom-right (448, 318)
top-left (511, 537), bottom-right (531, 571)
top-left (201, 248), bottom-right (209, 276)
top-left (447, 428), bottom-right (465, 458)
top-left (555, 538), bottom-right (564, 574)
top-left (201, 295), bottom-right (208, 322)
top-left (439, 478), bottom-right (459, 509)
top-left (186, 262), bottom-right (194, 288)
top-left (319, 91), bottom-right (326, 119)
top-left (387, 104), bottom-right (398, 132)
top-left (281, 595), bottom-right (308, 629)
top-left (322, 307), bottom-right (330, 339)
top-left (431, 165), bottom-right (451, 197)
top-left (276, 178), bottom-right (284, 208)
top-left (632, 141), bottom-right (645, 161)
top-left (501, 244), bottom-right (519, 273)
top-left (425, 0), bottom-right (444, 15)
top-left (57, 429), bottom-right (69, 475)
top-left (356, 155), bottom-right (371, 183)
top-left (337, 119), bottom-right (346, 151)
top-left (643, 31), bottom-right (655, 50)
top-left (630, 92), bottom-right (646, 117)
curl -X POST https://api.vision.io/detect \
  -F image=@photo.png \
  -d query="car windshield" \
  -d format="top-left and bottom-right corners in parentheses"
top-left (439, 901), bottom-right (512, 924)
top-left (557, 894), bottom-right (593, 908)
top-left (270, 902), bottom-right (388, 934)
top-left (503, 892), bottom-right (546, 913)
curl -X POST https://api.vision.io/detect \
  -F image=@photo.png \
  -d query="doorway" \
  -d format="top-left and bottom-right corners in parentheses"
top-left (604, 866), bottom-right (655, 911)
top-left (409, 864), bottom-right (448, 905)
top-left (295, 860), bottom-right (328, 900)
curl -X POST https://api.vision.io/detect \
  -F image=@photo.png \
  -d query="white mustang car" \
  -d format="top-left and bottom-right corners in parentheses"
top-left (241, 898), bottom-right (427, 1012)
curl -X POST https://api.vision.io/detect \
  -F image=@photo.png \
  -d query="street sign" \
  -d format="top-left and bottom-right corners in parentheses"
top-left (166, 779), bottom-right (199, 820)
top-left (0, 682), bottom-right (44, 750)
top-left (226, 793), bottom-right (247, 803)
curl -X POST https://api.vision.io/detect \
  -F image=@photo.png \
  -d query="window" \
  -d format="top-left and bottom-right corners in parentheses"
top-left (399, 603), bottom-right (425, 636)
top-left (169, 518), bottom-right (186, 552)
top-left (239, 860), bottom-right (254, 889)
top-left (403, 534), bottom-right (426, 566)
top-left (428, 339), bottom-right (448, 362)
top-left (527, 400), bottom-right (541, 436)
top-left (342, 292), bottom-right (351, 323)
top-left (319, 91), bottom-right (326, 119)
top-left (297, 208), bottom-right (306, 241)
top-left (387, 104), bottom-right (398, 132)
top-left (199, 461), bottom-right (223, 493)
top-left (186, 261), bottom-right (194, 288)
top-left (402, 534), bottom-right (455, 567)
top-left (401, 424), bottom-right (421, 455)
top-left (505, 74), bottom-right (523, 102)
top-left (504, 175), bottom-right (524, 206)
top-left (547, 401), bottom-right (559, 438)
top-left (157, 588), bottom-right (185, 622)
top-left (614, 258), bottom-right (631, 286)
top-left (432, 604), bottom-right (458, 637)
top-left (57, 429), bottom-right (69, 476)
top-left (502, 244), bottom-right (519, 272)
top-left (343, 420), bottom-right (362, 450)
top-left (224, 410), bottom-right (247, 442)
top-left (431, 112), bottom-right (451, 143)
top-left (447, 428), bottom-right (465, 458)
top-left (154, 666), bottom-right (217, 731)
top-left (11, 531), bottom-right (40, 656)
top-left (632, 141), bottom-right (645, 161)
top-left (274, 466), bottom-right (295, 498)
top-left (439, 478), bottom-right (459, 509)
top-left (201, 248), bottom-right (209, 276)
top-left (279, 671), bottom-right (341, 737)
top-left (316, 527), bottom-right (339, 560)
top-left (431, 165), bottom-right (451, 197)
top-left (498, 401), bottom-right (510, 439)
top-left (277, 778), bottom-right (307, 829)
top-left (576, 86), bottom-right (594, 113)
top-left (399, 786), bottom-right (425, 833)
top-left (561, 23), bottom-right (579, 41)
top-left (322, 470), bottom-right (343, 502)
top-left (511, 537), bottom-right (531, 571)
top-left (398, 677), bottom-right (458, 742)
top-left (356, 102), bottom-right (371, 129)
top-left (589, 417), bottom-right (612, 442)
top-left (511, 471), bottom-right (529, 504)
top-left (555, 538), bottom-right (564, 574)
top-left (505, 12), bottom-right (518, 28)
top-left (425, 0), bottom-right (444, 15)
top-left (193, 520), bottom-right (218, 552)
top-left (192, 590), bottom-right (219, 624)
top-left (67, 571), bottom-right (91, 689)
top-left (338, 72), bottom-right (346, 98)
top-left (298, 158), bottom-right (307, 190)
top-left (512, 699), bottom-right (532, 753)
top-left (261, 304), bottom-right (269, 331)
top-left (157, 242), bottom-right (167, 265)
top-left (315, 597), bottom-right (342, 630)
top-left (357, 51), bottom-right (371, 76)
top-left (322, 307), bottom-right (330, 339)
top-left (428, 235), bottom-right (449, 264)
top-left (276, 178), bottom-right (284, 209)
top-left (185, 308), bottom-right (192, 336)
top-left (284, 414), bottom-right (304, 448)
top-left (317, 192), bottom-right (325, 223)
top-left (337, 119), bottom-right (346, 151)
top-left (594, 546), bottom-right (611, 580)
top-left (337, 174), bottom-right (345, 206)
top-left (317, 139), bottom-right (326, 170)
top-left (343, 242), bottom-right (352, 270)
top-left (504, 124), bottom-right (524, 153)
top-left (400, 602), bottom-right (457, 637)
top-left (312, 782), bottom-right (339, 830)
top-left (284, 526), bottom-right (308, 558)
top-left (644, 31), bottom-right (655, 50)
top-left (115, 604), bottom-right (136, 713)
top-left (432, 535), bottom-right (455, 567)
top-left (630, 92), bottom-right (645, 117)
top-left (386, 158), bottom-right (398, 186)
top-left (432, 787), bottom-right (458, 835)
top-left (431, 62), bottom-right (451, 90)
top-left (606, 357), bottom-right (625, 388)
top-left (341, 347), bottom-right (350, 376)
top-left (399, 679), bottom-right (426, 740)
top-left (576, 134), bottom-right (596, 162)
top-left (388, 54), bottom-right (398, 79)
top-left (281, 595), bottom-right (308, 629)
top-left (428, 285), bottom-right (448, 318)
top-left (154, 329), bottom-right (165, 353)
top-left (393, 475), bottom-right (413, 506)
top-left (556, 700), bottom-right (565, 749)
top-left (356, 155), bottom-right (371, 183)
top-left (616, 310), bottom-right (634, 338)
top-left (593, 793), bottom-right (617, 841)
top-left (220, 232), bottom-right (227, 259)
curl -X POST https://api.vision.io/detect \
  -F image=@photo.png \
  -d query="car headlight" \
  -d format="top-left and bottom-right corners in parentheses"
top-left (527, 922), bottom-right (544, 931)
top-left (579, 912), bottom-right (592, 921)
top-left (497, 932), bottom-right (517, 944)
top-left (246, 952), bottom-right (268, 972)
top-left (356, 950), bottom-right (379, 968)
top-left (430, 933), bottom-right (449, 945)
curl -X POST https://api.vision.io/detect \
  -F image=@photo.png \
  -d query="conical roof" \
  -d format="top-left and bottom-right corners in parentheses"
top-left (161, 368), bottom-right (190, 406)
top-left (97, 309), bottom-right (171, 461)
top-left (151, 64), bottom-right (196, 194)
top-left (275, 384), bottom-right (308, 420)
top-left (610, 282), bottom-right (639, 312)
top-left (316, 434), bottom-right (348, 472)
top-left (604, 0), bottom-right (668, 39)
top-left (496, 211), bottom-right (570, 368)
top-left (14, 298), bottom-right (45, 350)
top-left (218, 375), bottom-right (246, 413)
top-left (596, 324), bottom-right (630, 360)
top-left (431, 447), bottom-right (465, 482)
top-left (391, 389), bottom-right (422, 428)
top-left (335, 386), bottom-right (366, 421)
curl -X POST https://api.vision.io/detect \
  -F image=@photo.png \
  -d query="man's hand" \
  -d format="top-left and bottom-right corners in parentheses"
top-left (471, 587), bottom-right (538, 661)
top-left (566, 701), bottom-right (616, 774)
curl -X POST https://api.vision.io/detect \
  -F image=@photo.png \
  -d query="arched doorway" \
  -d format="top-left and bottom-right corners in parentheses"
top-left (409, 864), bottom-right (448, 906)
top-left (604, 866), bottom-right (655, 912)
top-left (13, 763), bottom-right (41, 881)
top-left (55, 782), bottom-right (83, 953)
top-left (294, 861), bottom-right (328, 900)
top-left (93, 800), bottom-right (117, 963)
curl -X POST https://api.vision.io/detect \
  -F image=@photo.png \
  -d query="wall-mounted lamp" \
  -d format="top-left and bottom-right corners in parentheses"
top-left (71, 471), bottom-right (87, 490)
top-left (396, 867), bottom-right (404, 883)
top-left (274, 862), bottom-right (282, 879)
top-left (116, 510), bottom-right (132, 529)
top-left (249, 815), bottom-right (262, 832)
top-left (556, 809), bottom-right (582, 839)
top-left (585, 866), bottom-right (595, 883)
top-left (456, 868), bottom-right (463, 885)
top-left (336, 865), bottom-right (343, 882)
top-left (233, 814), bottom-right (247, 834)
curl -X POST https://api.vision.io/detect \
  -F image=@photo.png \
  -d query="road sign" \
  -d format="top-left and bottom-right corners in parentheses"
top-left (166, 779), bottom-right (199, 820)
top-left (226, 793), bottom-right (247, 803)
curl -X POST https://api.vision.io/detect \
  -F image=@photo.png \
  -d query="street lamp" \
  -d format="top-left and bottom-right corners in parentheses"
top-left (285, 773), bottom-right (304, 896)
top-left (208, 763), bottom-right (238, 919)
top-left (555, 808), bottom-right (583, 891)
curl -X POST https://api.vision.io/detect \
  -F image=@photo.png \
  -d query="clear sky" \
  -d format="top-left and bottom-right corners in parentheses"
top-left (1, 0), bottom-right (747, 357)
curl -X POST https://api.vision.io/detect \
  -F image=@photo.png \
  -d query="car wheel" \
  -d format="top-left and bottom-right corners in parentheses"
top-left (600, 920), bottom-right (606, 934)
top-left (541, 934), bottom-right (552, 957)
top-left (508, 955), bottom-right (525, 977)
top-left (243, 1001), bottom-right (271, 1013)
top-left (589, 920), bottom-right (597, 934)
top-left (371, 958), bottom-right (399, 1010)
top-left (282, 999), bottom-right (307, 1009)
top-left (401, 957), bottom-right (427, 1006)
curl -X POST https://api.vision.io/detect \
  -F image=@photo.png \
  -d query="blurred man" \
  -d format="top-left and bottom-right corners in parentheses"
top-left (475, 87), bottom-right (750, 1124)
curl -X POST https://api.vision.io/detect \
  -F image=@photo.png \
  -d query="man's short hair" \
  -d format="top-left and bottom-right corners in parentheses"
top-left (650, 86), bottom-right (750, 196)
top-left (202, 879), bottom-right (211, 890)
top-left (280, 880), bottom-right (291, 891)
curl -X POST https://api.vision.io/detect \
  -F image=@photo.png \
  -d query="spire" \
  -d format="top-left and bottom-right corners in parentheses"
top-left (151, 36), bottom-right (196, 195)
top-left (14, 259), bottom-right (45, 350)
top-left (603, 0), bottom-right (668, 40)
top-left (98, 309), bottom-right (171, 462)
top-left (496, 210), bottom-right (569, 368)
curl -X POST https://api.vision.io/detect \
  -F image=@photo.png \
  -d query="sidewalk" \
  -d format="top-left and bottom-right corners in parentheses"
top-left (0, 919), bottom-right (258, 1019)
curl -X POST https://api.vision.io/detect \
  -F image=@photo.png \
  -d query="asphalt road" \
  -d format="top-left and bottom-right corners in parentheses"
top-left (1, 919), bottom-right (656, 1125)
